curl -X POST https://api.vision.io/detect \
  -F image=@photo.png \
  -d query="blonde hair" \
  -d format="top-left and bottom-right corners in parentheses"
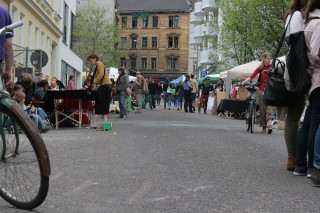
top-left (13, 91), bottom-right (26, 103)
top-left (260, 52), bottom-right (272, 69)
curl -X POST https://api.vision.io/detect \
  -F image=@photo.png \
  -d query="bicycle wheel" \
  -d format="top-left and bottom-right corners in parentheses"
top-left (0, 99), bottom-right (50, 210)
top-left (246, 102), bottom-right (252, 132)
top-left (249, 103), bottom-right (256, 134)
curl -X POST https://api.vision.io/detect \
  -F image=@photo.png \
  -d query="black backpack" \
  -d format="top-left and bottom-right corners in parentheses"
top-left (285, 17), bottom-right (320, 94)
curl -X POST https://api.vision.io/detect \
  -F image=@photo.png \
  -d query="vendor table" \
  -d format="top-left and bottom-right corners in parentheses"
top-left (44, 90), bottom-right (89, 129)
top-left (217, 99), bottom-right (248, 117)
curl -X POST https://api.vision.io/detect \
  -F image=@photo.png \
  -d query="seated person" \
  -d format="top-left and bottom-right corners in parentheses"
top-left (13, 91), bottom-right (50, 132)
top-left (34, 79), bottom-right (49, 108)
top-left (49, 77), bottom-right (65, 90)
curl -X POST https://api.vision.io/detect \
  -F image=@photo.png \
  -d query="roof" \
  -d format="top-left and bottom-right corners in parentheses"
top-left (118, 0), bottom-right (189, 13)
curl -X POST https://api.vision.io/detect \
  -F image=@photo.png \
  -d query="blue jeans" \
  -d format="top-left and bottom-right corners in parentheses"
top-left (191, 93), bottom-right (197, 108)
top-left (30, 114), bottom-right (46, 129)
top-left (149, 94), bottom-right (156, 109)
top-left (296, 87), bottom-right (320, 168)
top-left (164, 92), bottom-right (171, 109)
top-left (118, 91), bottom-right (127, 116)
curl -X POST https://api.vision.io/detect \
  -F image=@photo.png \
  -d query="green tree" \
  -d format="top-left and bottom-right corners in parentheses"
top-left (216, 0), bottom-right (290, 69)
top-left (73, 0), bottom-right (126, 72)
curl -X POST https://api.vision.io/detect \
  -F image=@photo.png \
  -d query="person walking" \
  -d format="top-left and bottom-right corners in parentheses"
top-left (87, 53), bottom-right (111, 129)
top-left (182, 75), bottom-right (194, 113)
top-left (116, 68), bottom-right (129, 118)
top-left (190, 73), bottom-right (198, 111)
top-left (163, 79), bottom-right (171, 110)
top-left (242, 52), bottom-right (274, 134)
top-left (133, 72), bottom-right (146, 113)
top-left (283, 0), bottom-right (309, 172)
top-left (198, 77), bottom-right (214, 114)
top-left (148, 79), bottom-right (157, 110)
top-left (296, 0), bottom-right (320, 183)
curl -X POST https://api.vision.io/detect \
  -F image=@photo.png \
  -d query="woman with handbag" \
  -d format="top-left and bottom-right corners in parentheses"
top-left (87, 53), bottom-right (111, 129)
top-left (284, 0), bottom-right (309, 173)
top-left (241, 52), bottom-right (274, 134)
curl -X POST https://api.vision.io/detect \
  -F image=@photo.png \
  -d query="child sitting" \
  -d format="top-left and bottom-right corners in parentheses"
top-left (13, 91), bottom-right (50, 132)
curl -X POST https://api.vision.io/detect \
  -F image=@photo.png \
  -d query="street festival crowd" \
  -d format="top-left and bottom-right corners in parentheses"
top-left (1, 0), bottom-right (320, 187)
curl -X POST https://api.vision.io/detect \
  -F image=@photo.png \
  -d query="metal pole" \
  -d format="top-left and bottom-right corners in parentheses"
top-left (25, 47), bottom-right (29, 73)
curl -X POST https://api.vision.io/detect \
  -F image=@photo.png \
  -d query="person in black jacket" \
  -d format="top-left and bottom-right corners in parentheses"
top-left (148, 79), bottom-right (157, 109)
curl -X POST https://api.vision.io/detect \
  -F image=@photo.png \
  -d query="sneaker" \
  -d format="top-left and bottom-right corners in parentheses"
top-left (293, 166), bottom-right (307, 176)
top-left (311, 168), bottom-right (320, 186)
top-left (307, 168), bottom-right (314, 178)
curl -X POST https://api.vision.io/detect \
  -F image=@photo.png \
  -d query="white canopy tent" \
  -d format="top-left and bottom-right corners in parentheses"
top-left (219, 60), bottom-right (261, 79)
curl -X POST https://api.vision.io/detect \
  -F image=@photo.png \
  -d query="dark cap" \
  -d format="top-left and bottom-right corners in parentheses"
top-left (186, 75), bottom-right (190, 78)
top-left (205, 77), bottom-right (210, 80)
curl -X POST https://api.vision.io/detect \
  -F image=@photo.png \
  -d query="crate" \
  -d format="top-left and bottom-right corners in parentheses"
top-left (102, 122), bottom-right (112, 131)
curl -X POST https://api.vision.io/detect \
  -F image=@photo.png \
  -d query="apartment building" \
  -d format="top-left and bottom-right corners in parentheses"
top-left (0, 0), bottom-right (82, 88)
top-left (188, 0), bottom-right (219, 78)
top-left (59, 0), bottom-right (83, 88)
top-left (117, 0), bottom-right (189, 79)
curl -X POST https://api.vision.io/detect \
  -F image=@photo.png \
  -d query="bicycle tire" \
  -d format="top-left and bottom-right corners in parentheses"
top-left (0, 99), bottom-right (50, 210)
top-left (246, 102), bottom-right (252, 132)
top-left (249, 102), bottom-right (255, 134)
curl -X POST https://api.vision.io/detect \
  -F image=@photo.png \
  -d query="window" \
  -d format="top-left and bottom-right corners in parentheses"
top-left (131, 37), bottom-right (137, 48)
top-left (121, 37), bottom-right (126, 48)
top-left (168, 36), bottom-right (179, 48)
top-left (151, 58), bottom-right (157, 70)
top-left (169, 15), bottom-right (179, 27)
top-left (152, 16), bottom-right (158, 27)
top-left (130, 57), bottom-right (136, 70)
top-left (141, 58), bottom-right (147, 70)
top-left (120, 58), bottom-right (126, 68)
top-left (142, 37), bottom-right (148, 48)
top-left (28, 21), bottom-right (33, 48)
top-left (132, 17), bottom-right (137, 28)
top-left (63, 2), bottom-right (69, 43)
top-left (70, 13), bottom-right (75, 49)
top-left (35, 27), bottom-right (39, 48)
top-left (151, 37), bottom-right (157, 48)
top-left (167, 56), bottom-right (179, 70)
top-left (142, 17), bottom-right (148, 28)
top-left (122, 17), bottom-right (127, 28)
top-left (193, 61), bottom-right (197, 72)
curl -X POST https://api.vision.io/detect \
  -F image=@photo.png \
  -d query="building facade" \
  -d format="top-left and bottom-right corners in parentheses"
top-left (188, 0), bottom-right (219, 78)
top-left (117, 0), bottom-right (189, 79)
top-left (0, 0), bottom-right (82, 88)
top-left (59, 0), bottom-right (83, 88)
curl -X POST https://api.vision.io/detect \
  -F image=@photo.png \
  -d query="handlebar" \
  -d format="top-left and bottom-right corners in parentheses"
top-left (0, 21), bottom-right (23, 35)
top-left (242, 83), bottom-right (259, 91)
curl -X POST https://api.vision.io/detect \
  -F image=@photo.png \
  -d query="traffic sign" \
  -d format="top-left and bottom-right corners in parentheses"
top-left (201, 70), bottom-right (207, 78)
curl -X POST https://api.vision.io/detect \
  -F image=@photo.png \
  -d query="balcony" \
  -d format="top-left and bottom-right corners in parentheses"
top-left (190, 12), bottom-right (202, 25)
top-left (194, 2), bottom-right (205, 17)
top-left (201, 24), bottom-right (218, 38)
top-left (199, 48), bottom-right (216, 65)
top-left (189, 33), bottom-right (201, 46)
top-left (202, 0), bottom-right (218, 12)
top-left (194, 25), bottom-right (202, 39)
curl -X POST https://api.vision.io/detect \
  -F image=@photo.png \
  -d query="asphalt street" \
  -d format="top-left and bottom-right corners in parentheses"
top-left (1, 104), bottom-right (319, 212)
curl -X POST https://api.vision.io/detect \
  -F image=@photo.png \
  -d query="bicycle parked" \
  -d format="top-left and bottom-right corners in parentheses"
top-left (0, 21), bottom-right (50, 210)
top-left (243, 82), bottom-right (259, 134)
